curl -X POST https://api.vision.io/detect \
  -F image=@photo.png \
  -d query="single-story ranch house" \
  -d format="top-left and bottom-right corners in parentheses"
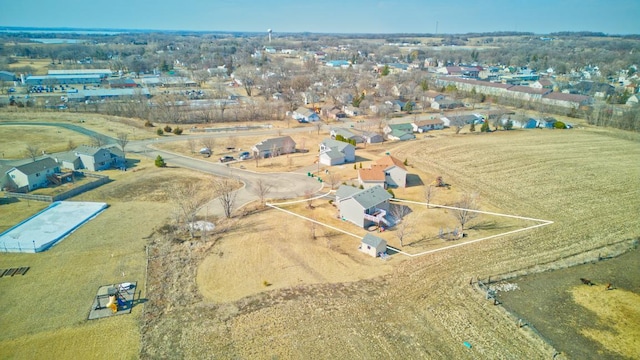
top-left (252, 136), bottom-right (297, 158)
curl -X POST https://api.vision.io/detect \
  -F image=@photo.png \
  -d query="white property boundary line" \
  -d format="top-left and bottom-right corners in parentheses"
top-left (267, 193), bottom-right (554, 258)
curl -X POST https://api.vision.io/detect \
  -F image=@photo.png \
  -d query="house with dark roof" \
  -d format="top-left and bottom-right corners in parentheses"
top-left (336, 185), bottom-right (393, 229)
top-left (251, 136), bottom-right (296, 158)
top-left (319, 139), bottom-right (355, 166)
top-left (108, 78), bottom-right (138, 88)
top-left (541, 92), bottom-right (593, 108)
top-left (5, 158), bottom-right (60, 191)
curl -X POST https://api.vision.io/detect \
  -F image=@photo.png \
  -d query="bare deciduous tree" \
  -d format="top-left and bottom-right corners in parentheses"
top-left (305, 188), bottom-right (316, 209)
top-left (314, 120), bottom-right (324, 135)
top-left (91, 134), bottom-right (108, 147)
top-left (212, 178), bottom-right (238, 218)
top-left (253, 178), bottom-right (272, 206)
top-left (201, 137), bottom-right (215, 153)
top-left (116, 132), bottom-right (129, 169)
top-left (187, 139), bottom-right (197, 154)
top-left (390, 203), bottom-right (413, 246)
top-left (327, 171), bottom-right (340, 190)
top-left (171, 183), bottom-right (208, 239)
top-left (425, 184), bottom-right (436, 209)
top-left (24, 145), bottom-right (40, 161)
top-left (451, 193), bottom-right (480, 230)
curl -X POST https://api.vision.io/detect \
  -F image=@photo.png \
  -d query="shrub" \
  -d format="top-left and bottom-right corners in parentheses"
top-left (554, 121), bottom-right (567, 129)
top-left (173, 127), bottom-right (183, 135)
top-left (359, 184), bottom-right (364, 189)
top-left (262, 280), bottom-right (271, 287)
top-left (481, 120), bottom-right (490, 132)
top-left (403, 158), bottom-right (408, 166)
top-left (144, 120), bottom-right (154, 127)
top-left (156, 128), bottom-right (164, 136)
top-left (155, 155), bottom-right (166, 167)
top-left (387, 188), bottom-right (395, 198)
top-left (504, 120), bottom-right (514, 130)
top-left (163, 125), bottom-right (172, 133)
top-left (359, 162), bottom-right (363, 168)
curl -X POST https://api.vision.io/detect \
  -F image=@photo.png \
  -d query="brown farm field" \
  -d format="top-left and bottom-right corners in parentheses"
top-left (1, 114), bottom-right (639, 359)
top-left (142, 127), bottom-right (640, 359)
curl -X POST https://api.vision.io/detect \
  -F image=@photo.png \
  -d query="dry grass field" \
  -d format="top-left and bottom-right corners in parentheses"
top-left (0, 110), bottom-right (154, 157)
top-left (1, 111), bottom-right (639, 359)
top-left (141, 127), bottom-right (640, 359)
top-left (0, 155), bottom-right (214, 360)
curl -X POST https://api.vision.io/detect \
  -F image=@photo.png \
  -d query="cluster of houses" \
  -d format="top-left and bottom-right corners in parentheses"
top-left (1, 145), bottom-right (123, 193)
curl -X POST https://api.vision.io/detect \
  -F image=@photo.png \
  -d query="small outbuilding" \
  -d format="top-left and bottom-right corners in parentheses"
top-left (360, 234), bottom-right (387, 258)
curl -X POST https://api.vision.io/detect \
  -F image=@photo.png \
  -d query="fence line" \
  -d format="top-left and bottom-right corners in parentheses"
top-left (4, 173), bottom-right (110, 203)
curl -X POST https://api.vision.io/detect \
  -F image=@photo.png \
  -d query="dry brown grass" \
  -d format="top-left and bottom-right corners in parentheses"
top-left (0, 155), bottom-right (214, 360)
top-left (172, 127), bottom-right (640, 359)
top-left (571, 286), bottom-right (640, 358)
top-left (3, 113), bottom-right (640, 359)
top-left (0, 125), bottom-right (94, 159)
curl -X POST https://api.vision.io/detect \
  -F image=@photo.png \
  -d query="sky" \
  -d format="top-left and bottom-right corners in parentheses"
top-left (1, 0), bottom-right (638, 35)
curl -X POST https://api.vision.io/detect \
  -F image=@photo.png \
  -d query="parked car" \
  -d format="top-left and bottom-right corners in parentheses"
top-left (238, 151), bottom-right (251, 160)
top-left (219, 155), bottom-right (234, 163)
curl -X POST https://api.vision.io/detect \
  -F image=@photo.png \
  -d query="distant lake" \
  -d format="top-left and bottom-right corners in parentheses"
top-left (29, 38), bottom-right (87, 44)
top-left (0, 29), bottom-right (122, 35)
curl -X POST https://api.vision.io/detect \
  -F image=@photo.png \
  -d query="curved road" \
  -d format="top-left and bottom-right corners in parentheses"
top-left (1, 121), bottom-right (324, 217)
top-left (129, 140), bottom-right (323, 217)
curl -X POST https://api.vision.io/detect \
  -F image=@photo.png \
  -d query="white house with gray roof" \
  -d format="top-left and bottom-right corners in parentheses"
top-left (292, 107), bottom-right (320, 122)
top-left (54, 145), bottom-right (124, 171)
top-left (319, 139), bottom-right (356, 166)
top-left (5, 158), bottom-right (60, 192)
top-left (251, 136), bottom-right (296, 158)
top-left (73, 145), bottom-right (115, 171)
top-left (337, 185), bottom-right (392, 229)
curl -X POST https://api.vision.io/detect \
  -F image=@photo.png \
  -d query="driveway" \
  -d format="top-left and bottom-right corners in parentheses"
top-left (128, 131), bottom-right (325, 218)
top-left (2, 121), bottom-right (325, 217)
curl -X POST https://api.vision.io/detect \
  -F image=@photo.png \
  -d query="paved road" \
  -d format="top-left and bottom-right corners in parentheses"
top-left (130, 141), bottom-right (323, 217)
top-left (2, 121), bottom-right (325, 217)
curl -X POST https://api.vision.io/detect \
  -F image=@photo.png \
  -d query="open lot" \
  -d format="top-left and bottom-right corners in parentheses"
top-left (1, 114), bottom-right (639, 359)
top-left (0, 155), bottom-right (214, 359)
top-left (143, 126), bottom-right (640, 358)
top-left (497, 249), bottom-right (640, 359)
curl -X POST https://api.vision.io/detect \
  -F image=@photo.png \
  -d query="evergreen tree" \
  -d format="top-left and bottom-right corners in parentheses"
top-left (155, 155), bottom-right (166, 167)
top-left (481, 119), bottom-right (490, 132)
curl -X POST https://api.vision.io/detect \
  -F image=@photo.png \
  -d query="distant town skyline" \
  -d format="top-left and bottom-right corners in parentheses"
top-left (1, 0), bottom-right (638, 35)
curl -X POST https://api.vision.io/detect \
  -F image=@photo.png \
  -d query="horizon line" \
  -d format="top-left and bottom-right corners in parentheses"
top-left (1, 26), bottom-right (637, 37)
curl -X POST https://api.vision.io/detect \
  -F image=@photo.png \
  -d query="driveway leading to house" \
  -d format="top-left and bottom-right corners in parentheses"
top-left (131, 143), bottom-right (323, 218)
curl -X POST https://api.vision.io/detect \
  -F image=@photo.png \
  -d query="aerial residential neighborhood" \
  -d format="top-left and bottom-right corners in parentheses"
top-left (0, 5), bottom-right (639, 359)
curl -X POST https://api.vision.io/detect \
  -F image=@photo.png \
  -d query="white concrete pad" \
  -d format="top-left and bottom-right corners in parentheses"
top-left (0, 201), bottom-right (107, 253)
